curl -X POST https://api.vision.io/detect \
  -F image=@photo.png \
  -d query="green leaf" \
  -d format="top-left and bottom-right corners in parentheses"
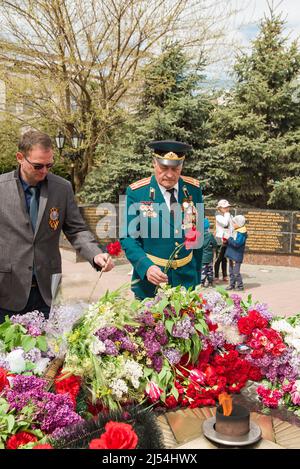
top-left (6, 415), bottom-right (15, 433)
top-left (21, 336), bottom-right (36, 352)
top-left (171, 386), bottom-right (179, 400)
top-left (36, 336), bottom-right (48, 352)
top-left (165, 319), bottom-right (174, 335)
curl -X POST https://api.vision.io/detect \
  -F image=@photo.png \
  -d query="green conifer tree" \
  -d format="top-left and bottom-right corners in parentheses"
top-left (203, 9), bottom-right (300, 207)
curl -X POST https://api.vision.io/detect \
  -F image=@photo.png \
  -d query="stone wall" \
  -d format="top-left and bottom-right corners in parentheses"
top-left (60, 204), bottom-right (300, 267)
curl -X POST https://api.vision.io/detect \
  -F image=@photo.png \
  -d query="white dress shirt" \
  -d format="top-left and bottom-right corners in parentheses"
top-left (158, 183), bottom-right (179, 211)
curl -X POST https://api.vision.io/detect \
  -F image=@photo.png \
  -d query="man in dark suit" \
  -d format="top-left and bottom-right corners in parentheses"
top-left (0, 130), bottom-right (114, 321)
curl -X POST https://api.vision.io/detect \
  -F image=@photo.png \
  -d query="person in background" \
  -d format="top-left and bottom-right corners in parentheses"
top-left (214, 199), bottom-right (233, 283)
top-left (0, 130), bottom-right (114, 323)
top-left (224, 215), bottom-right (248, 291)
top-left (201, 218), bottom-right (218, 287)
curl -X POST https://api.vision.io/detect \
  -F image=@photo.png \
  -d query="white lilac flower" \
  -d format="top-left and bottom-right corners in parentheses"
top-left (111, 378), bottom-right (128, 399)
top-left (293, 326), bottom-right (300, 338)
top-left (34, 357), bottom-right (50, 375)
top-left (123, 359), bottom-right (143, 389)
top-left (89, 336), bottom-right (106, 355)
top-left (218, 324), bottom-right (245, 345)
top-left (271, 319), bottom-right (294, 334)
top-left (285, 337), bottom-right (300, 352)
top-left (7, 349), bottom-right (26, 373)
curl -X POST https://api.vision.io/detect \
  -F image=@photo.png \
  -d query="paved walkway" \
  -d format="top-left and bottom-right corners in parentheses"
top-left (60, 249), bottom-right (300, 317)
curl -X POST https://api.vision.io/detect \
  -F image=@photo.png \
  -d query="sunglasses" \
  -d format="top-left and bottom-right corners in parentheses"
top-left (24, 154), bottom-right (54, 170)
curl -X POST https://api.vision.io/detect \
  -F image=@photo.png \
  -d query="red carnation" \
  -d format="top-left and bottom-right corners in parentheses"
top-left (106, 241), bottom-right (122, 257)
top-left (165, 395), bottom-right (179, 409)
top-left (6, 431), bottom-right (38, 449)
top-left (89, 421), bottom-right (138, 449)
top-left (55, 372), bottom-right (81, 408)
top-left (0, 367), bottom-right (9, 392)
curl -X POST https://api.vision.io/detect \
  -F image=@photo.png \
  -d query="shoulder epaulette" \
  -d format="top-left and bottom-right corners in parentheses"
top-left (181, 175), bottom-right (200, 187)
top-left (129, 177), bottom-right (151, 190)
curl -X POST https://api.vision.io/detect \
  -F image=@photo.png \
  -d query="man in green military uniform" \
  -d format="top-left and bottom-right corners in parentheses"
top-left (120, 140), bottom-right (204, 299)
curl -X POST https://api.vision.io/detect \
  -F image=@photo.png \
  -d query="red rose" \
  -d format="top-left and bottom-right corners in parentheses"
top-left (89, 421), bottom-right (138, 449)
top-left (106, 241), bottom-right (122, 257)
top-left (33, 443), bottom-right (54, 449)
top-left (0, 367), bottom-right (9, 392)
top-left (6, 431), bottom-right (38, 449)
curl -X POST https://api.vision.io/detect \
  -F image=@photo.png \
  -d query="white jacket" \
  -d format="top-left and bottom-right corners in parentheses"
top-left (215, 212), bottom-right (233, 240)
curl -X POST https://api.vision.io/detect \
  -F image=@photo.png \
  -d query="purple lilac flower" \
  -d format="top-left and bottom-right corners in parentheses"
top-left (95, 326), bottom-right (118, 341)
top-left (172, 317), bottom-right (195, 339)
top-left (209, 331), bottom-right (225, 349)
top-left (124, 325), bottom-right (135, 333)
top-left (27, 324), bottom-right (43, 337)
top-left (138, 311), bottom-right (155, 326)
top-left (10, 374), bottom-right (47, 394)
top-left (246, 348), bottom-right (299, 383)
top-left (163, 307), bottom-right (176, 319)
top-left (103, 339), bottom-right (118, 356)
top-left (119, 336), bottom-right (137, 353)
top-left (11, 310), bottom-right (46, 334)
top-left (37, 394), bottom-right (83, 434)
top-left (249, 304), bottom-right (273, 322)
top-left (163, 348), bottom-right (182, 365)
top-left (144, 337), bottom-right (161, 357)
top-left (4, 375), bottom-right (83, 434)
top-left (151, 354), bottom-right (163, 372)
top-left (25, 347), bottom-right (42, 363)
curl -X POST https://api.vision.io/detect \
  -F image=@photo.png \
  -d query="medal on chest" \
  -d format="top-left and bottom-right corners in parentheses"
top-left (49, 207), bottom-right (60, 230)
top-left (181, 186), bottom-right (197, 230)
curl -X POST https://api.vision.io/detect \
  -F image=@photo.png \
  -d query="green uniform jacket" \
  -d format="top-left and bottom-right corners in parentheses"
top-left (120, 175), bottom-right (204, 299)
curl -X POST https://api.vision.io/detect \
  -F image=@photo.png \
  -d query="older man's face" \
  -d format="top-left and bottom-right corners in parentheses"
top-left (153, 160), bottom-right (183, 189)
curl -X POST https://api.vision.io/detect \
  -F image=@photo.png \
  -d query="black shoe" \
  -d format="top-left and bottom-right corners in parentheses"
top-left (236, 286), bottom-right (244, 291)
top-left (208, 282), bottom-right (213, 287)
top-left (225, 286), bottom-right (235, 290)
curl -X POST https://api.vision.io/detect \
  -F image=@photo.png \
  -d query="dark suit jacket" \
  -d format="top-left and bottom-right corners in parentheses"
top-left (0, 169), bottom-right (100, 310)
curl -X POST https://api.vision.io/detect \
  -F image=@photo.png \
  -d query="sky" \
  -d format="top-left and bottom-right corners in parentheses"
top-left (207, 0), bottom-right (300, 87)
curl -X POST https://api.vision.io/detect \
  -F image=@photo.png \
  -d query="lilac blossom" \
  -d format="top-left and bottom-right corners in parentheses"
top-left (163, 348), bottom-right (182, 365)
top-left (137, 310), bottom-right (156, 326)
top-left (208, 331), bottom-right (225, 349)
top-left (95, 326), bottom-right (118, 341)
top-left (246, 348), bottom-right (299, 383)
top-left (151, 354), bottom-right (163, 372)
top-left (11, 310), bottom-right (46, 334)
top-left (24, 347), bottom-right (42, 363)
top-left (103, 339), bottom-right (118, 356)
top-left (172, 317), bottom-right (195, 339)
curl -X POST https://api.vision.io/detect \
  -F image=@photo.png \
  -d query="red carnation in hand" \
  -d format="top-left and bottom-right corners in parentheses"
top-left (89, 421), bottom-right (138, 449)
top-left (0, 368), bottom-right (9, 392)
top-left (106, 240), bottom-right (122, 257)
top-left (6, 431), bottom-right (38, 449)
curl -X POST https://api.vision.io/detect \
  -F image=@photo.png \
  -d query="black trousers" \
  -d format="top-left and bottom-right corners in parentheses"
top-left (0, 283), bottom-right (50, 323)
top-left (214, 244), bottom-right (228, 278)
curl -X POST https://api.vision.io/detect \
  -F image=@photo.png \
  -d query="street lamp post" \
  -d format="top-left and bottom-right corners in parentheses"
top-left (55, 131), bottom-right (84, 193)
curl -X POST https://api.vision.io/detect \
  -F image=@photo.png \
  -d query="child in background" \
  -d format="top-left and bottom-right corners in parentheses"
top-left (224, 215), bottom-right (248, 291)
top-left (201, 218), bottom-right (218, 287)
